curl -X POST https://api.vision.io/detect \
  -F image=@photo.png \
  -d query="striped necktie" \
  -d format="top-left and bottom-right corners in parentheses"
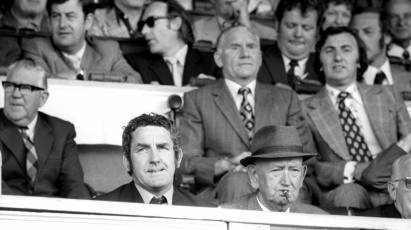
top-left (20, 128), bottom-right (38, 186)
top-left (238, 87), bottom-right (255, 141)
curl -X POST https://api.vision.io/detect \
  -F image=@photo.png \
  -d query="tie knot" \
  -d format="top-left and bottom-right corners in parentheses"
top-left (289, 59), bottom-right (299, 68)
top-left (337, 91), bottom-right (350, 103)
top-left (403, 50), bottom-right (410, 60)
top-left (165, 57), bottom-right (178, 65)
top-left (150, 196), bottom-right (167, 204)
top-left (19, 127), bottom-right (30, 137)
top-left (238, 87), bottom-right (251, 96)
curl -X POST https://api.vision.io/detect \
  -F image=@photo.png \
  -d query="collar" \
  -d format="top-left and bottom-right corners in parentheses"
top-left (224, 78), bottom-right (256, 97)
top-left (363, 59), bottom-right (393, 85)
top-left (163, 44), bottom-right (188, 67)
top-left (325, 82), bottom-right (362, 106)
top-left (256, 195), bottom-right (290, 212)
top-left (61, 42), bottom-right (87, 67)
top-left (281, 54), bottom-right (309, 77)
top-left (134, 182), bottom-right (173, 205)
top-left (24, 114), bottom-right (38, 141)
top-left (388, 43), bottom-right (411, 58)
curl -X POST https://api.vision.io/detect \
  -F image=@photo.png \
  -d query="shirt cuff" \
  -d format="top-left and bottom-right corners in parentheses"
top-left (343, 161), bottom-right (358, 183)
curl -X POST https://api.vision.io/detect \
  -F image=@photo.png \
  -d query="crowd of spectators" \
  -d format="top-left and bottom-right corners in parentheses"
top-left (1, 0), bottom-right (411, 223)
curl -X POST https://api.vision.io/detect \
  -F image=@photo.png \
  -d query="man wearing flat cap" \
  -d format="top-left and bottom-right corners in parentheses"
top-left (222, 125), bottom-right (327, 214)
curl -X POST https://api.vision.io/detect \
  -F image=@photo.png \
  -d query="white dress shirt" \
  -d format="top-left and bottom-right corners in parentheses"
top-left (163, 44), bottom-right (188, 87)
top-left (256, 195), bottom-right (290, 212)
top-left (61, 42), bottom-right (87, 71)
top-left (134, 182), bottom-right (173, 205)
top-left (281, 55), bottom-right (309, 79)
top-left (23, 115), bottom-right (38, 141)
top-left (388, 43), bottom-right (411, 59)
top-left (363, 60), bottom-right (393, 85)
top-left (326, 83), bottom-right (382, 183)
top-left (224, 79), bottom-right (256, 111)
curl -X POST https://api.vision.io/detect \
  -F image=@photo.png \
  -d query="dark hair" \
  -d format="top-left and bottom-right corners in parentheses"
top-left (351, 7), bottom-right (387, 49)
top-left (122, 113), bottom-right (180, 174)
top-left (314, 26), bottom-right (368, 83)
top-left (47, 0), bottom-right (95, 17)
top-left (141, 0), bottom-right (194, 45)
top-left (275, 0), bottom-right (321, 25)
top-left (321, 0), bottom-right (354, 12)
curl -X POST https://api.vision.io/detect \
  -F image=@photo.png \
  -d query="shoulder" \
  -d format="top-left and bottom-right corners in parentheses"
top-left (220, 195), bottom-right (254, 210)
top-left (95, 182), bottom-right (134, 202)
top-left (173, 187), bottom-right (215, 207)
top-left (23, 36), bottom-right (53, 50)
top-left (38, 112), bottom-right (74, 132)
top-left (87, 37), bottom-right (121, 54)
top-left (292, 202), bottom-right (328, 215)
top-left (185, 80), bottom-right (221, 97)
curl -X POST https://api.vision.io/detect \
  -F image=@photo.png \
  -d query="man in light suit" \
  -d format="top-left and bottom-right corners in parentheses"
top-left (304, 27), bottom-right (411, 212)
top-left (125, 0), bottom-right (220, 87)
top-left (179, 25), bottom-right (315, 204)
top-left (22, 0), bottom-right (141, 83)
top-left (97, 113), bottom-right (212, 207)
top-left (222, 125), bottom-right (327, 214)
top-left (257, 0), bottom-right (322, 94)
top-left (1, 58), bottom-right (90, 198)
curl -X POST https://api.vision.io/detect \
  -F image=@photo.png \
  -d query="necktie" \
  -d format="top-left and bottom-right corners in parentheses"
top-left (238, 87), bottom-right (255, 141)
top-left (337, 92), bottom-right (373, 162)
top-left (374, 71), bottom-right (386, 84)
top-left (287, 59), bottom-right (299, 90)
top-left (20, 128), bottom-right (38, 186)
top-left (403, 50), bottom-right (410, 60)
top-left (150, 196), bottom-right (167, 204)
top-left (165, 57), bottom-right (182, 87)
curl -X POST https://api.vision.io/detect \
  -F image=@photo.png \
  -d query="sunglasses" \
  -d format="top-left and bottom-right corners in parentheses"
top-left (2, 81), bottom-right (45, 95)
top-left (392, 177), bottom-right (411, 189)
top-left (137, 16), bottom-right (169, 32)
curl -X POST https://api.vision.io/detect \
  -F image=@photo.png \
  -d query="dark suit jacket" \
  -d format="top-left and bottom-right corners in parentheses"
top-left (0, 110), bottom-right (90, 199)
top-left (125, 46), bottom-right (220, 85)
top-left (304, 84), bottom-right (411, 204)
top-left (257, 43), bottom-right (321, 94)
top-left (222, 193), bottom-right (328, 214)
top-left (21, 36), bottom-right (141, 83)
top-left (357, 204), bottom-right (401, 218)
top-left (96, 182), bottom-right (213, 207)
top-left (179, 80), bottom-right (316, 186)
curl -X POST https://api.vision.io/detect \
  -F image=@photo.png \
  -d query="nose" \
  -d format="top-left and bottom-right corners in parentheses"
top-left (334, 49), bottom-right (343, 61)
top-left (11, 86), bottom-right (23, 98)
top-left (294, 26), bottom-right (302, 38)
top-left (239, 45), bottom-right (250, 57)
top-left (59, 15), bottom-right (67, 28)
top-left (335, 14), bottom-right (343, 26)
top-left (141, 24), bottom-right (150, 37)
top-left (148, 146), bottom-right (161, 163)
top-left (280, 169), bottom-right (291, 186)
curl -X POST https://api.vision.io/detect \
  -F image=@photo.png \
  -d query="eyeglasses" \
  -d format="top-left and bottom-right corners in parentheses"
top-left (137, 16), bottom-right (169, 32)
top-left (392, 177), bottom-right (411, 189)
top-left (2, 81), bottom-right (45, 95)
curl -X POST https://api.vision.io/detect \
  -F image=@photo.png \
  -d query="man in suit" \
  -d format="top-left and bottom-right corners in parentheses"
top-left (0, 58), bottom-right (90, 198)
top-left (257, 0), bottom-right (322, 94)
top-left (350, 7), bottom-right (411, 93)
top-left (97, 113), bottom-right (211, 207)
top-left (125, 0), bottom-right (220, 86)
top-left (193, 0), bottom-right (277, 47)
top-left (304, 26), bottom-right (411, 212)
top-left (222, 125), bottom-right (327, 214)
top-left (22, 0), bottom-right (141, 83)
top-left (179, 25), bottom-right (315, 204)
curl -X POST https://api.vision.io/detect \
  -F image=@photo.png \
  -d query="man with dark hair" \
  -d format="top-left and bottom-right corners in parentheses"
top-left (305, 26), bottom-right (411, 212)
top-left (179, 25), bottom-right (315, 204)
top-left (125, 0), bottom-right (219, 86)
top-left (350, 7), bottom-right (411, 93)
top-left (320, 0), bottom-right (353, 31)
top-left (0, 58), bottom-right (90, 198)
top-left (97, 113), bottom-right (211, 206)
top-left (257, 0), bottom-right (322, 94)
top-left (222, 125), bottom-right (326, 214)
top-left (21, 0), bottom-right (141, 83)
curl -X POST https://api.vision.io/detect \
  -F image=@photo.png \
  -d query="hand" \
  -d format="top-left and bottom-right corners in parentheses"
top-left (214, 158), bottom-right (235, 176)
top-left (398, 133), bottom-right (411, 153)
top-left (232, 164), bottom-right (248, 172)
top-left (230, 151), bottom-right (251, 165)
top-left (230, 0), bottom-right (251, 27)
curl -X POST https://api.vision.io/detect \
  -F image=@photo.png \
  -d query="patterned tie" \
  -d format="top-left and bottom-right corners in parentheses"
top-left (150, 196), bottom-right (167, 204)
top-left (20, 128), bottom-right (38, 186)
top-left (287, 59), bottom-right (299, 90)
top-left (337, 92), bottom-right (373, 162)
top-left (374, 71), bottom-right (386, 84)
top-left (238, 87), bottom-right (255, 141)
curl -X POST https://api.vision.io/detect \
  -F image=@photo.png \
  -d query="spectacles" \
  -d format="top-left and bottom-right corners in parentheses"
top-left (2, 81), bottom-right (45, 95)
top-left (137, 16), bottom-right (169, 32)
top-left (392, 177), bottom-right (411, 189)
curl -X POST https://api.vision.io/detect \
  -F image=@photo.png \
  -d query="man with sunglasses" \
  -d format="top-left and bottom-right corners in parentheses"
top-left (0, 58), bottom-right (90, 199)
top-left (125, 0), bottom-right (220, 86)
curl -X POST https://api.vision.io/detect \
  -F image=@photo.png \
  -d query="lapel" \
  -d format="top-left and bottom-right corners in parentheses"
top-left (305, 54), bottom-right (318, 80)
top-left (0, 111), bottom-right (26, 171)
top-left (266, 44), bottom-right (287, 84)
top-left (212, 80), bottom-right (250, 146)
top-left (33, 113), bottom-right (54, 173)
top-left (124, 182), bottom-right (144, 203)
top-left (306, 88), bottom-right (350, 160)
top-left (254, 83), bottom-right (276, 131)
top-left (147, 55), bottom-right (174, 85)
top-left (81, 40), bottom-right (103, 73)
top-left (182, 47), bottom-right (201, 85)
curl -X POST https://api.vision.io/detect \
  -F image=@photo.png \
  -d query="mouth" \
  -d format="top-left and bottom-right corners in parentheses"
top-left (332, 65), bottom-right (345, 71)
top-left (147, 168), bottom-right (166, 174)
top-left (58, 32), bottom-right (71, 37)
top-left (289, 40), bottom-right (305, 46)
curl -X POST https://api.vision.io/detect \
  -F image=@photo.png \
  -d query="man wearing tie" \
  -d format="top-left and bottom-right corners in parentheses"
top-left (0, 58), bottom-right (90, 198)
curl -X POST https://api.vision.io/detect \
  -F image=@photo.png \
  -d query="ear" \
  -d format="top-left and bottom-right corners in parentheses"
top-left (170, 16), bottom-right (182, 31)
top-left (214, 50), bottom-right (223, 68)
top-left (247, 164), bottom-right (260, 190)
top-left (300, 165), bottom-right (308, 186)
top-left (175, 147), bottom-right (183, 168)
top-left (387, 182), bottom-right (397, 201)
top-left (384, 33), bottom-right (392, 46)
top-left (122, 155), bottom-right (131, 174)
top-left (84, 13), bottom-right (94, 31)
top-left (38, 91), bottom-right (49, 108)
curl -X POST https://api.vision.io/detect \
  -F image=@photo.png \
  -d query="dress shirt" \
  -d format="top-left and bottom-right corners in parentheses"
top-left (363, 60), bottom-right (393, 85)
top-left (257, 195), bottom-right (290, 212)
top-left (326, 83), bottom-right (382, 183)
top-left (61, 42), bottom-right (87, 71)
top-left (163, 44), bottom-right (188, 86)
top-left (224, 79), bottom-right (256, 111)
top-left (22, 115), bottom-right (38, 141)
top-left (134, 182), bottom-right (173, 205)
top-left (281, 55), bottom-right (309, 80)
top-left (388, 43), bottom-right (411, 59)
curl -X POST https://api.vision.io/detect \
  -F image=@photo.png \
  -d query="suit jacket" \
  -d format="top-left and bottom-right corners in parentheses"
top-left (0, 110), bottom-right (90, 199)
top-left (179, 80), bottom-right (316, 186)
top-left (304, 83), bottom-right (411, 190)
top-left (357, 203), bottom-right (401, 218)
top-left (222, 193), bottom-right (327, 214)
top-left (257, 43), bottom-right (321, 94)
top-left (21, 36), bottom-right (142, 83)
top-left (96, 181), bottom-right (213, 207)
top-left (391, 62), bottom-right (411, 94)
top-left (125, 46), bottom-right (220, 86)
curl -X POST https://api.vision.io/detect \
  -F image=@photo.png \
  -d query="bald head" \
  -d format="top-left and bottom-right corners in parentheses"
top-left (216, 25), bottom-right (261, 52)
top-left (392, 154), bottom-right (411, 180)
